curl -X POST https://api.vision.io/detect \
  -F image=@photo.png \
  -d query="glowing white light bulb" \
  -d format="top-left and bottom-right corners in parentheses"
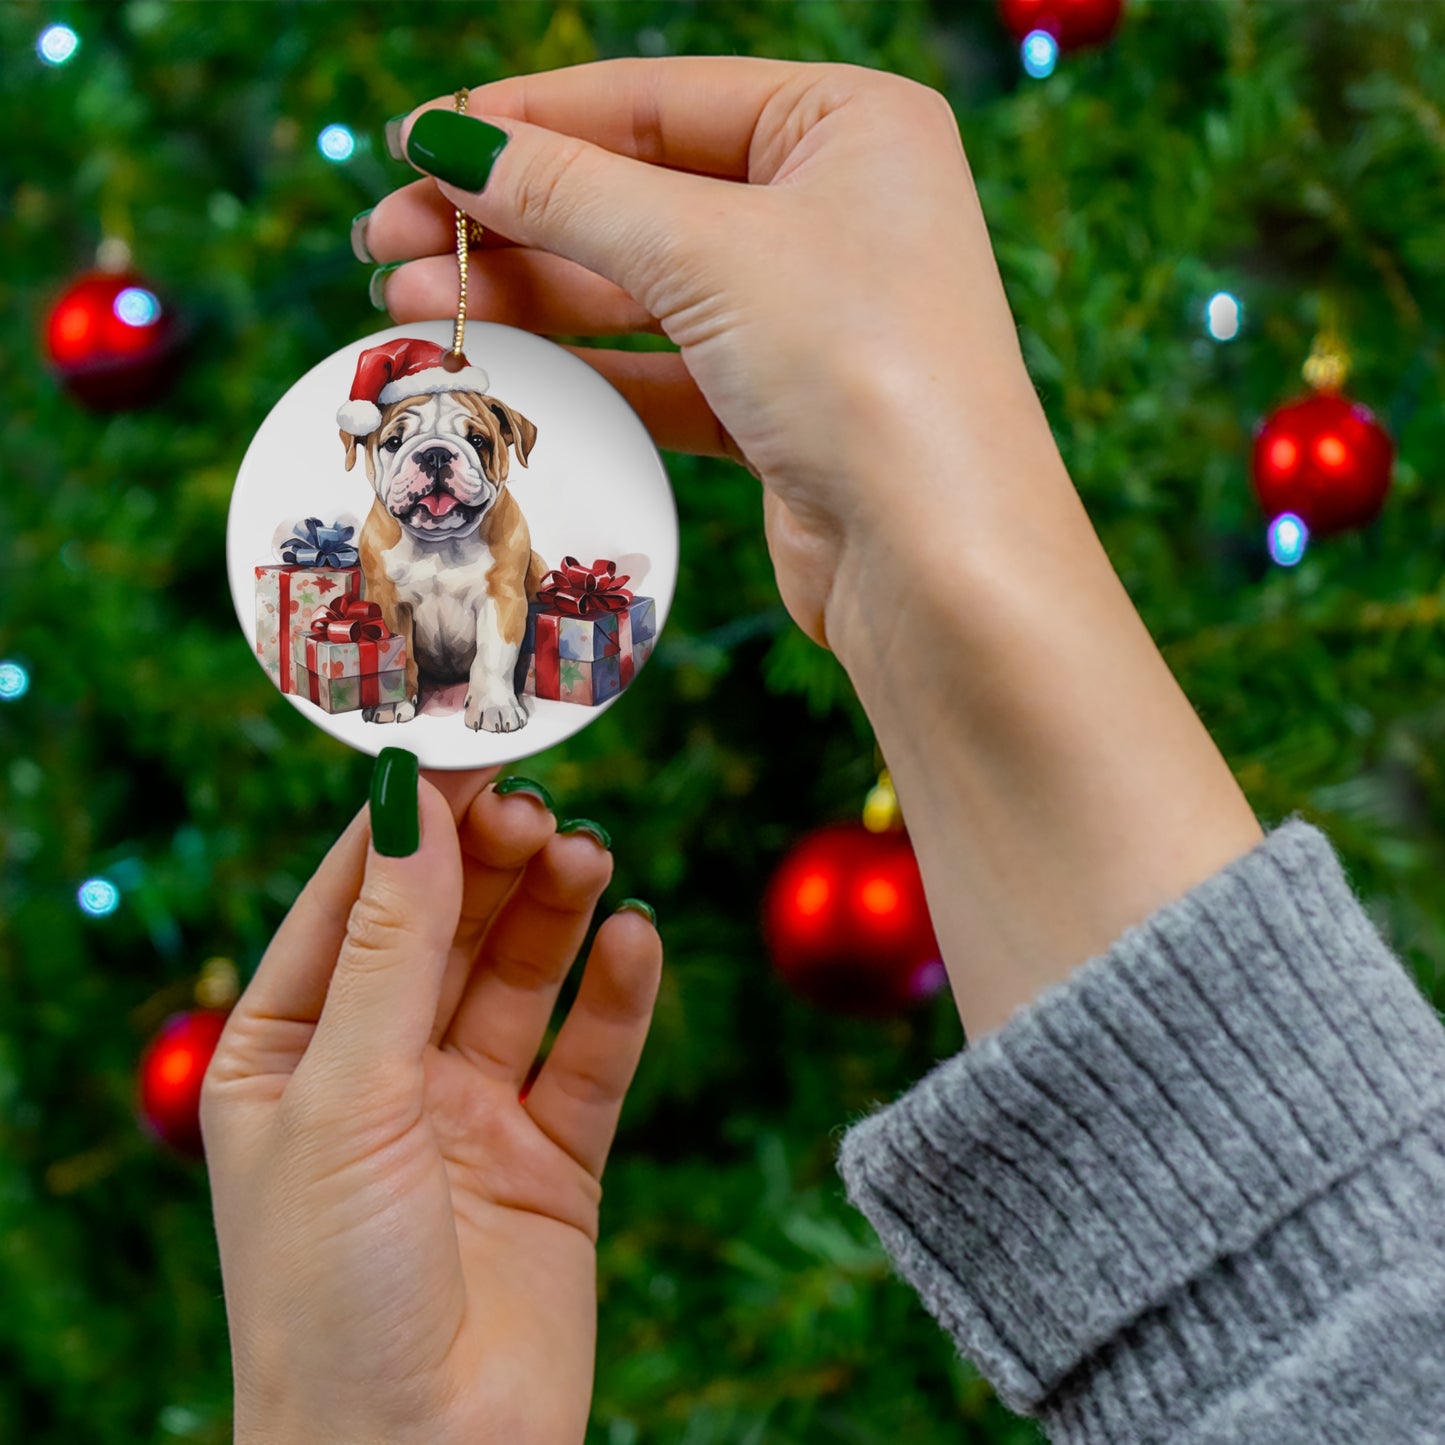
top-left (1205, 291), bottom-right (1243, 341)
top-left (78, 878), bottom-right (121, 917)
top-left (318, 124), bottom-right (356, 162)
top-left (114, 287), bottom-right (161, 327)
top-left (0, 660), bottom-right (29, 701)
top-left (38, 24), bottom-right (79, 66)
top-left (1021, 30), bottom-right (1059, 79)
top-left (1267, 512), bottom-right (1309, 567)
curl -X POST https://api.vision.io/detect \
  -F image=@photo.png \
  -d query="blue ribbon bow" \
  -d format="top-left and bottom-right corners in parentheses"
top-left (281, 517), bottom-right (358, 569)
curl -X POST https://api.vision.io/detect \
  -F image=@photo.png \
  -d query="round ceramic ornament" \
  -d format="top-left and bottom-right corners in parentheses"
top-left (226, 316), bottom-right (677, 769)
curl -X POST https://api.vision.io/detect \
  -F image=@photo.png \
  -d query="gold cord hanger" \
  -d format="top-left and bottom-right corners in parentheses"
top-left (442, 88), bottom-right (483, 372)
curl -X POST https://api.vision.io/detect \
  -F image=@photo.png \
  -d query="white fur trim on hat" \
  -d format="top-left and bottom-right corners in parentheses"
top-left (337, 398), bottom-right (383, 436)
top-left (378, 364), bottom-right (491, 405)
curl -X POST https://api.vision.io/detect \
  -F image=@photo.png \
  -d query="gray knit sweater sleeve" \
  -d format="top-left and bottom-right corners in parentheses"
top-left (835, 820), bottom-right (1445, 1443)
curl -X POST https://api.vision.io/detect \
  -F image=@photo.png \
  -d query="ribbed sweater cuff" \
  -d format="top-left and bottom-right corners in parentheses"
top-left (836, 820), bottom-right (1445, 1430)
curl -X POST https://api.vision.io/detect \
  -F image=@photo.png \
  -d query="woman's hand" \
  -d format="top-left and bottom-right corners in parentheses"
top-left (362, 56), bottom-right (1051, 656)
top-left (202, 761), bottom-right (661, 1445)
top-left (363, 59), bottom-right (1262, 1039)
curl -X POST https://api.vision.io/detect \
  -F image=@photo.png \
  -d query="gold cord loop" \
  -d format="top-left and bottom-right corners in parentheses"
top-left (443, 87), bottom-right (479, 372)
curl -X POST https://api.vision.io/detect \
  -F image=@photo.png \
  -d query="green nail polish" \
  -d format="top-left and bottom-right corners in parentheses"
top-left (350, 208), bottom-right (375, 264)
top-left (617, 897), bottom-right (656, 926)
top-left (405, 110), bottom-right (510, 193)
top-left (384, 113), bottom-right (409, 162)
top-left (369, 262), bottom-right (403, 311)
top-left (493, 775), bottom-right (556, 813)
top-left (558, 817), bottom-right (612, 851)
top-left (370, 747), bottom-right (419, 857)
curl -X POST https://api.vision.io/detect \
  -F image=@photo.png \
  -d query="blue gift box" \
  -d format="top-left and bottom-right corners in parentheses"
top-left (514, 596), bottom-right (656, 703)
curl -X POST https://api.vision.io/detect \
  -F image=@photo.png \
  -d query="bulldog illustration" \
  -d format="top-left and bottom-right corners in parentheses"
top-left (336, 337), bottom-right (547, 731)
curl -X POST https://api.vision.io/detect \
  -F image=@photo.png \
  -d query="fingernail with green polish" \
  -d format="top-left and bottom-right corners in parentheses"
top-left (405, 110), bottom-right (510, 193)
top-left (384, 113), bottom-right (409, 162)
top-left (369, 261), bottom-right (403, 311)
top-left (558, 818), bottom-right (612, 851)
top-left (350, 208), bottom-right (375, 264)
top-left (617, 897), bottom-right (656, 926)
top-left (493, 775), bottom-right (556, 813)
top-left (370, 747), bottom-right (420, 857)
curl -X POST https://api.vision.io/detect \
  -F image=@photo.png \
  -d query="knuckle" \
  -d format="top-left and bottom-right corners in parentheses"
top-left (629, 77), bottom-right (667, 167)
top-left (275, 1072), bottom-right (328, 1136)
top-left (197, 1075), bottom-right (224, 1135)
top-left (512, 135), bottom-right (590, 231)
top-left (340, 892), bottom-right (413, 969)
top-left (487, 940), bottom-right (562, 993)
top-left (551, 1057), bottom-right (619, 1110)
top-left (817, 60), bottom-right (884, 93)
top-left (892, 74), bottom-right (959, 131)
top-left (197, 1020), bottom-right (248, 1110)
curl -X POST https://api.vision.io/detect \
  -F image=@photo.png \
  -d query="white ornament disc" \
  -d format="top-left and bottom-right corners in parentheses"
top-left (226, 319), bottom-right (677, 769)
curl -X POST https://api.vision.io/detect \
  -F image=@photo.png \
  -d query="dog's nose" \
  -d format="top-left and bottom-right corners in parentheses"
top-left (415, 446), bottom-right (454, 481)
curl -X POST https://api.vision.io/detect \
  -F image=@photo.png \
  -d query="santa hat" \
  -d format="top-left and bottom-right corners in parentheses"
top-left (336, 338), bottom-right (491, 437)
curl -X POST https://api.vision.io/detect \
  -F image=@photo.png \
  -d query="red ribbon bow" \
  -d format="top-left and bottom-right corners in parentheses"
top-left (311, 596), bottom-right (388, 643)
top-left (536, 557), bottom-right (634, 617)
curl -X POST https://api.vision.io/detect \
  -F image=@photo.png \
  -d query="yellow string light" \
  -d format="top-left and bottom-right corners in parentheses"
top-left (1303, 295), bottom-right (1350, 392)
top-left (194, 956), bottom-right (240, 1011)
top-left (863, 767), bottom-right (903, 833)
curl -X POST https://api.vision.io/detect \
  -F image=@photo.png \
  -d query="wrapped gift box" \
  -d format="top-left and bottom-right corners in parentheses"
top-left (255, 565), bottom-right (360, 693)
top-left (617, 596), bottom-right (655, 686)
top-left (292, 660), bottom-right (407, 714)
top-left (515, 595), bottom-right (657, 706)
top-left (513, 557), bottom-right (658, 708)
top-left (290, 598), bottom-right (407, 715)
top-left (253, 520), bottom-right (364, 695)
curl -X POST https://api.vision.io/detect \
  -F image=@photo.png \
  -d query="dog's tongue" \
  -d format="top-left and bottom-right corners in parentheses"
top-left (417, 491), bottom-right (459, 517)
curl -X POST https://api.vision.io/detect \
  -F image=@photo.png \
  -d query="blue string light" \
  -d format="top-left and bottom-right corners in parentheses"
top-left (78, 878), bottom-right (121, 918)
top-left (1021, 30), bottom-right (1059, 79)
top-left (1267, 512), bottom-right (1309, 567)
top-left (114, 287), bottom-right (162, 327)
top-left (37, 24), bottom-right (79, 66)
top-left (0, 660), bottom-right (29, 701)
top-left (318, 124), bottom-right (357, 162)
top-left (1205, 291), bottom-right (1243, 342)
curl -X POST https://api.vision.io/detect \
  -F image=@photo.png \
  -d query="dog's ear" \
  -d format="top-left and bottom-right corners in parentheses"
top-left (486, 399), bottom-right (537, 469)
top-left (341, 429), bottom-right (382, 484)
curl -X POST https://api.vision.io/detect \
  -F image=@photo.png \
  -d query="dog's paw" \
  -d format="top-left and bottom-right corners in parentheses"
top-left (363, 699), bottom-right (416, 724)
top-left (463, 690), bottom-right (529, 732)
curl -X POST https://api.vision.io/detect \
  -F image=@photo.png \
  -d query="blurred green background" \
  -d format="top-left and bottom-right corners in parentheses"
top-left (3, 1), bottom-right (1444, 1441)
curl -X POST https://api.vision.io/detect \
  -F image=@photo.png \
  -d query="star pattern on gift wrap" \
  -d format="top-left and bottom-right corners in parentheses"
top-left (314, 576), bottom-right (340, 596)
top-left (561, 659), bottom-right (584, 690)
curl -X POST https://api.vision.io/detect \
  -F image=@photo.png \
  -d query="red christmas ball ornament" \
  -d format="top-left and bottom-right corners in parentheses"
top-left (763, 821), bottom-right (946, 1017)
top-left (998, 0), bottom-right (1124, 50)
top-left (44, 269), bottom-right (182, 410)
top-left (1251, 391), bottom-right (1394, 537)
top-left (137, 1009), bottom-right (230, 1157)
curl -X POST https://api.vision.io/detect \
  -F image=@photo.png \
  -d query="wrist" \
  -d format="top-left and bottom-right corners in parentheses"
top-left (823, 423), bottom-right (1261, 1039)
top-left (822, 349), bottom-right (1078, 659)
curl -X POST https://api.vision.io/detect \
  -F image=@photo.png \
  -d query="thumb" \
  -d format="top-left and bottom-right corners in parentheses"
top-left (399, 106), bottom-right (745, 313)
top-left (303, 749), bottom-right (462, 1089)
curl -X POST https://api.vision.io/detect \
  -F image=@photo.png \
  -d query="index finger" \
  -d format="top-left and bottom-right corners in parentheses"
top-left (404, 54), bottom-right (809, 182)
